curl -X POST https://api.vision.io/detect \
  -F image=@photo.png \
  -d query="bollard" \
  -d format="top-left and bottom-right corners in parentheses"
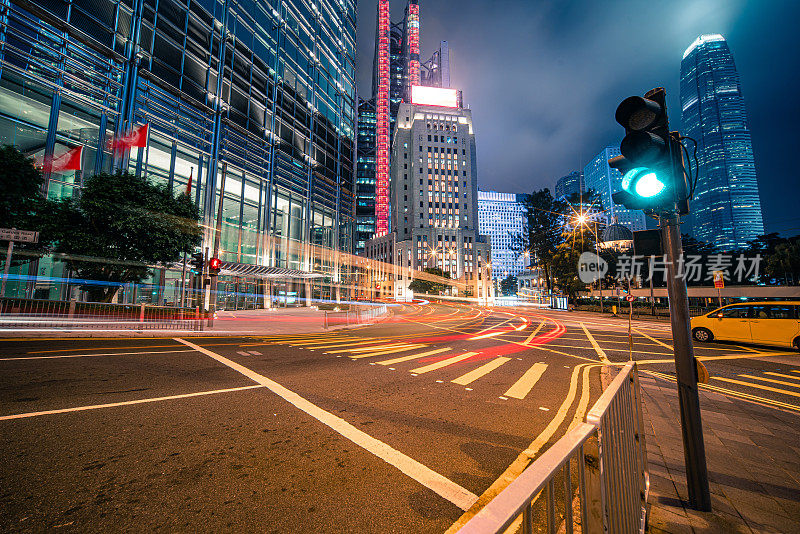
top-left (139, 303), bottom-right (145, 323)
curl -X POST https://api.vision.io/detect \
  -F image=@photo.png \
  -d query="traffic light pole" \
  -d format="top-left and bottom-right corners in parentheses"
top-left (660, 213), bottom-right (711, 511)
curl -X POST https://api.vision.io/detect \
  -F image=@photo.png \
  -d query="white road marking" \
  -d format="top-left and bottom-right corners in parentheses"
top-left (410, 352), bottom-right (479, 374)
top-left (451, 357), bottom-right (511, 386)
top-left (504, 363), bottom-right (548, 399)
top-left (248, 351), bottom-right (262, 355)
top-left (0, 350), bottom-right (195, 361)
top-left (237, 351), bottom-right (250, 356)
top-left (377, 347), bottom-right (451, 366)
top-left (173, 338), bottom-right (478, 511)
top-left (0, 385), bottom-right (264, 420)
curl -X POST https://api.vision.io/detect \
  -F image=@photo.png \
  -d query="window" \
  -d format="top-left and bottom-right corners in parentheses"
top-left (718, 306), bottom-right (749, 318)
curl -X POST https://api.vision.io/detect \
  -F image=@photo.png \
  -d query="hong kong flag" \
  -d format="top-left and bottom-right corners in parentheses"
top-left (51, 146), bottom-right (83, 172)
top-left (112, 123), bottom-right (149, 150)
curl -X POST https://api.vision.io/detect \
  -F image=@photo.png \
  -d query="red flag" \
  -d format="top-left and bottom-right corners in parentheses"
top-left (112, 123), bottom-right (149, 150)
top-left (51, 146), bottom-right (83, 172)
top-left (185, 167), bottom-right (194, 196)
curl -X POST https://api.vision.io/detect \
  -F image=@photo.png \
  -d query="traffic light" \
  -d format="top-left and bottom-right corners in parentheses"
top-left (189, 252), bottom-right (204, 274)
top-left (208, 257), bottom-right (222, 276)
top-left (609, 87), bottom-right (688, 215)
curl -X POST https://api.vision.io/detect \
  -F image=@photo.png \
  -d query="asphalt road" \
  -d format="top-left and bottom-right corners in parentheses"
top-left (0, 302), bottom-right (795, 532)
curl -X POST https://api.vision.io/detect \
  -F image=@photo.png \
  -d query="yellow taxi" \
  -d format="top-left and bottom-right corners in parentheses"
top-left (691, 301), bottom-right (800, 350)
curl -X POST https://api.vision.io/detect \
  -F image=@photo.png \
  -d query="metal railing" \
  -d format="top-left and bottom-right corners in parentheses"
top-left (457, 362), bottom-right (648, 534)
top-left (324, 304), bottom-right (389, 329)
top-left (0, 297), bottom-right (203, 331)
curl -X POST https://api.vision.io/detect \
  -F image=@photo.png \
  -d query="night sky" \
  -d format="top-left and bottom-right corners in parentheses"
top-left (355, 0), bottom-right (800, 236)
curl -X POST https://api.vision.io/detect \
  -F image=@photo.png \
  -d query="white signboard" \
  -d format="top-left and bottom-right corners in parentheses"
top-left (0, 228), bottom-right (38, 243)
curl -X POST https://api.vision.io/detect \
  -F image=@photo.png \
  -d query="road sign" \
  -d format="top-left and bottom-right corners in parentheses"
top-left (713, 271), bottom-right (724, 289)
top-left (625, 295), bottom-right (635, 302)
top-left (0, 228), bottom-right (38, 243)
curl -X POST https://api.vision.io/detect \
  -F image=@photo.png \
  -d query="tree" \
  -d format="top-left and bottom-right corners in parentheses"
top-left (0, 145), bottom-right (58, 265)
top-left (551, 220), bottom-right (597, 300)
top-left (521, 189), bottom-right (566, 293)
top-left (52, 171), bottom-right (202, 302)
top-left (408, 267), bottom-right (452, 295)
top-left (764, 237), bottom-right (800, 286)
top-left (500, 274), bottom-right (518, 296)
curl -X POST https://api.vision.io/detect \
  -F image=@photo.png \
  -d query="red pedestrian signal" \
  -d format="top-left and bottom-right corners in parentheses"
top-left (208, 257), bottom-right (222, 275)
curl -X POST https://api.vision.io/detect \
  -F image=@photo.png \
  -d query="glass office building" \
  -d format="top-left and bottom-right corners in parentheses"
top-left (355, 97), bottom-right (376, 254)
top-left (584, 146), bottom-right (647, 232)
top-left (0, 0), bottom-right (356, 307)
top-left (680, 34), bottom-right (764, 250)
top-left (477, 191), bottom-right (528, 281)
top-left (554, 170), bottom-right (584, 200)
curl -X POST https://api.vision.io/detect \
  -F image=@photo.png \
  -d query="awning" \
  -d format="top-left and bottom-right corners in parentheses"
top-left (218, 261), bottom-right (325, 280)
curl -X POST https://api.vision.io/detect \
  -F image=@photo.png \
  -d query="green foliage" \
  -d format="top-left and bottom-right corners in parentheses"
top-left (0, 145), bottom-right (58, 264)
top-left (551, 223), bottom-right (598, 299)
top-left (408, 267), bottom-right (452, 295)
top-left (522, 189), bottom-right (565, 292)
top-left (764, 237), bottom-right (800, 286)
top-left (500, 274), bottom-right (518, 296)
top-left (52, 171), bottom-right (202, 301)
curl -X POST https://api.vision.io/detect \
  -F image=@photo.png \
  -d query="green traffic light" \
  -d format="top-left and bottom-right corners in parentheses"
top-left (634, 172), bottom-right (666, 197)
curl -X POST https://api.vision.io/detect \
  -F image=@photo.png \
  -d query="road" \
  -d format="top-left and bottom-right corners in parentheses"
top-left (0, 302), bottom-right (796, 532)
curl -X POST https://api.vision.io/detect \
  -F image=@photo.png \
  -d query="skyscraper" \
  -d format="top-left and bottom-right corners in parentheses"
top-left (356, 98), bottom-right (377, 254)
top-left (373, 0), bottom-right (421, 237)
top-left (366, 88), bottom-right (492, 301)
top-left (680, 34), bottom-right (764, 250)
top-left (554, 171), bottom-right (585, 200)
top-left (421, 41), bottom-right (451, 88)
top-left (584, 146), bottom-right (647, 232)
top-left (477, 191), bottom-right (528, 281)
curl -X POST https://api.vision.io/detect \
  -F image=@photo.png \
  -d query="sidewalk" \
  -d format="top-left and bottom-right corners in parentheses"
top-left (0, 306), bottom-right (389, 337)
top-left (640, 373), bottom-right (800, 533)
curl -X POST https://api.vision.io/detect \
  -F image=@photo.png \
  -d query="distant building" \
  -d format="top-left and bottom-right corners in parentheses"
top-left (366, 92), bottom-right (493, 302)
top-left (421, 41), bottom-right (451, 88)
top-left (478, 191), bottom-right (528, 280)
top-left (680, 34), bottom-right (764, 250)
top-left (555, 171), bottom-right (585, 200)
top-left (584, 146), bottom-right (647, 232)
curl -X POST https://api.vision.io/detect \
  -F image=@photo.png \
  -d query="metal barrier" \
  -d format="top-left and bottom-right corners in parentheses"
top-left (457, 362), bottom-right (648, 534)
top-left (324, 304), bottom-right (389, 329)
top-left (0, 297), bottom-right (203, 331)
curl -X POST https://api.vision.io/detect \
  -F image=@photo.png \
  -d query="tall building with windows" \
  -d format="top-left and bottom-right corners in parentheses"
top-left (554, 170), bottom-right (584, 200)
top-left (0, 0), bottom-right (357, 307)
top-left (680, 34), bottom-right (764, 250)
top-left (355, 98), bottom-right (377, 254)
top-left (584, 146), bottom-right (647, 232)
top-left (477, 191), bottom-right (528, 281)
top-left (366, 88), bottom-right (492, 302)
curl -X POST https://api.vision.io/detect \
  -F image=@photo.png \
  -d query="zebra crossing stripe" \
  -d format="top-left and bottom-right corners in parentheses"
top-left (349, 344), bottom-right (428, 359)
top-left (504, 363), bottom-right (548, 399)
top-left (452, 357), bottom-right (511, 386)
top-left (411, 352), bottom-right (479, 374)
top-left (377, 348), bottom-right (452, 366)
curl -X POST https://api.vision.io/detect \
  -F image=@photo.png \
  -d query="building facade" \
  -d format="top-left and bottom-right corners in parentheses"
top-left (366, 95), bottom-right (492, 302)
top-left (584, 146), bottom-right (647, 232)
top-left (0, 0), bottom-right (357, 307)
top-left (477, 191), bottom-right (528, 281)
top-left (355, 97), bottom-right (376, 254)
top-left (554, 170), bottom-right (584, 200)
top-left (680, 34), bottom-right (764, 250)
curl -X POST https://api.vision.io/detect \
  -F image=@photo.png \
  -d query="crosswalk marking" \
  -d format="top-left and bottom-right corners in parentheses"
top-left (739, 374), bottom-right (800, 389)
top-left (523, 321), bottom-right (546, 345)
top-left (349, 344), bottom-right (427, 359)
top-left (712, 377), bottom-right (800, 398)
top-left (326, 343), bottom-right (411, 354)
top-left (452, 357), bottom-right (511, 386)
top-left (504, 363), bottom-right (548, 399)
top-left (410, 352), bottom-right (479, 374)
top-left (248, 351), bottom-right (262, 355)
top-left (766, 372), bottom-right (800, 381)
top-left (377, 348), bottom-right (452, 366)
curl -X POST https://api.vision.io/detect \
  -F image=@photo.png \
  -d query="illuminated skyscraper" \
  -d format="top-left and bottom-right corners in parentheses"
top-left (372, 0), bottom-right (421, 237)
top-left (584, 146), bottom-right (647, 232)
top-left (680, 34), bottom-right (764, 249)
top-left (554, 171), bottom-right (584, 200)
